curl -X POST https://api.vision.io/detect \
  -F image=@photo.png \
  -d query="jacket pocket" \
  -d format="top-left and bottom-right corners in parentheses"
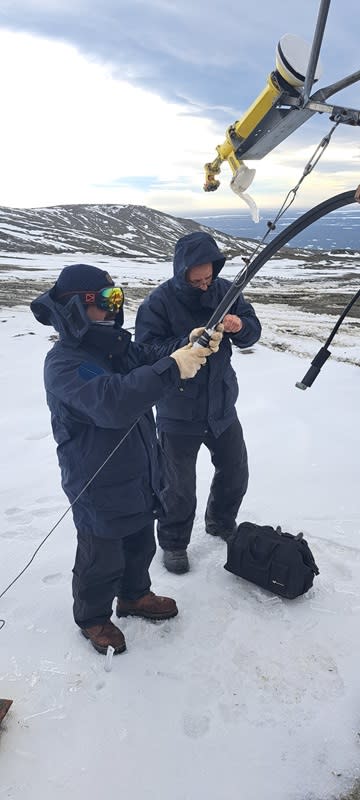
top-left (158, 380), bottom-right (200, 421)
top-left (89, 481), bottom-right (150, 515)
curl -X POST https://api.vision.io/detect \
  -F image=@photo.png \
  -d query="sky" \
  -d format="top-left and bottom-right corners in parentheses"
top-left (0, 0), bottom-right (359, 214)
top-left (1, 262), bottom-right (360, 799)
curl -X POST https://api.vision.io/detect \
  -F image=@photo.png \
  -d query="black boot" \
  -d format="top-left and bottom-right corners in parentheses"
top-left (205, 523), bottom-right (236, 542)
top-left (163, 549), bottom-right (189, 574)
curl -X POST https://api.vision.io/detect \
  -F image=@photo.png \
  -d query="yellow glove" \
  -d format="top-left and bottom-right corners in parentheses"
top-left (189, 324), bottom-right (224, 353)
top-left (170, 343), bottom-right (211, 379)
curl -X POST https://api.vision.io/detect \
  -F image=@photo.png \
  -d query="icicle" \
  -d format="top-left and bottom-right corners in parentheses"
top-left (236, 192), bottom-right (260, 223)
top-left (229, 164), bottom-right (260, 223)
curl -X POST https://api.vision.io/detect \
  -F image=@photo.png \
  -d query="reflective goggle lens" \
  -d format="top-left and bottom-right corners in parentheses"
top-left (97, 286), bottom-right (124, 311)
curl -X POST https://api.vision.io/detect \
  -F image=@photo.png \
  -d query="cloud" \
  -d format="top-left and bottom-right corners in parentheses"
top-left (0, 1), bottom-right (359, 212)
top-left (0, 30), bottom-right (224, 208)
top-left (1, 0), bottom-right (359, 121)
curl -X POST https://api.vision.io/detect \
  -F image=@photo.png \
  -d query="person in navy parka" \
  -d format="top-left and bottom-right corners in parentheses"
top-left (135, 232), bottom-right (261, 574)
top-left (30, 264), bottom-right (219, 655)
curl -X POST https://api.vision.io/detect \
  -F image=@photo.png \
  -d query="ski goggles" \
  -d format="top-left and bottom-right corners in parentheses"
top-left (93, 286), bottom-right (124, 312)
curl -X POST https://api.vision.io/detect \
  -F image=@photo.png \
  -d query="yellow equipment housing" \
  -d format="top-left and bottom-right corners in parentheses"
top-left (204, 73), bottom-right (282, 192)
top-left (203, 8), bottom-right (360, 200)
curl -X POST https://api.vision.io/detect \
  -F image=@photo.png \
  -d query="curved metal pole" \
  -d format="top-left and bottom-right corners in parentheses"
top-left (196, 189), bottom-right (357, 343)
top-left (195, 189), bottom-right (358, 389)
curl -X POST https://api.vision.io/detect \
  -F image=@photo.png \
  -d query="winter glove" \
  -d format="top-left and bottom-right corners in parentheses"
top-left (189, 324), bottom-right (224, 353)
top-left (170, 343), bottom-right (211, 379)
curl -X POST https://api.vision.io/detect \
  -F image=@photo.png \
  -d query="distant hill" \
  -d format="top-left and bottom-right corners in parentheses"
top-left (0, 203), bottom-right (258, 261)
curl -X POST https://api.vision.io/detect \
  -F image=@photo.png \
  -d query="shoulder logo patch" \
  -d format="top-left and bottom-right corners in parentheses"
top-left (79, 362), bottom-right (106, 381)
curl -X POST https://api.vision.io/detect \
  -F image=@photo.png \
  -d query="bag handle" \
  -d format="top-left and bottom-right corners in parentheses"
top-left (278, 526), bottom-right (319, 575)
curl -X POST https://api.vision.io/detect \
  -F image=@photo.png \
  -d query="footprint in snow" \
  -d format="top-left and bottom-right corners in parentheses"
top-left (25, 431), bottom-right (50, 441)
top-left (4, 506), bottom-right (22, 516)
top-left (3, 507), bottom-right (33, 524)
top-left (42, 573), bottom-right (64, 585)
top-left (183, 713), bottom-right (211, 738)
top-left (4, 500), bottom-right (64, 525)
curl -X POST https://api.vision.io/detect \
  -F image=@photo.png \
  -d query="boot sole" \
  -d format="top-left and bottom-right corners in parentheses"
top-left (163, 557), bottom-right (190, 574)
top-left (164, 565), bottom-right (189, 574)
top-left (206, 531), bottom-right (233, 541)
top-left (116, 607), bottom-right (178, 621)
top-left (81, 629), bottom-right (126, 655)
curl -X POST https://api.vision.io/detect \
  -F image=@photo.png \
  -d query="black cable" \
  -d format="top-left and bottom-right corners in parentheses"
top-left (2, 190), bottom-right (358, 628)
top-left (196, 190), bottom-right (358, 347)
top-left (324, 289), bottom-right (360, 348)
top-left (244, 121), bottom-right (340, 265)
top-left (243, 190), bottom-right (358, 288)
top-left (0, 416), bottom-right (140, 630)
top-left (296, 288), bottom-right (360, 389)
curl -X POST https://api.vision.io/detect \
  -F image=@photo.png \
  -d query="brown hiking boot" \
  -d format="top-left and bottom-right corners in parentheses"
top-left (81, 621), bottom-right (126, 655)
top-left (0, 699), bottom-right (12, 724)
top-left (116, 591), bottom-right (178, 620)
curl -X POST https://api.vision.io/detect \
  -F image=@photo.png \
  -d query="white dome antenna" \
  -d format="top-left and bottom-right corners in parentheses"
top-left (276, 33), bottom-right (322, 88)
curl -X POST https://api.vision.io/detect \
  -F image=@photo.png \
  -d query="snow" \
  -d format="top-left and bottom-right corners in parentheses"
top-left (1, 267), bottom-right (360, 799)
top-left (0, 251), bottom-right (174, 284)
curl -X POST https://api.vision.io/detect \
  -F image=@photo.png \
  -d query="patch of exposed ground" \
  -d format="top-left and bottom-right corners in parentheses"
top-left (1, 273), bottom-right (359, 368)
top-left (1, 274), bottom-right (359, 320)
top-left (246, 288), bottom-right (360, 319)
top-left (0, 280), bottom-right (151, 309)
top-left (339, 783), bottom-right (360, 800)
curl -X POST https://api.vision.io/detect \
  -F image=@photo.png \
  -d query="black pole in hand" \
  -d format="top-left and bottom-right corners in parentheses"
top-left (295, 346), bottom-right (331, 390)
top-left (193, 328), bottom-right (213, 348)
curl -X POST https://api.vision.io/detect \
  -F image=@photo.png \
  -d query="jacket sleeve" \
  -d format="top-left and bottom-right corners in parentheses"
top-left (227, 292), bottom-right (261, 348)
top-left (127, 339), bottom-right (186, 368)
top-left (135, 294), bottom-right (188, 350)
top-left (45, 352), bottom-right (180, 430)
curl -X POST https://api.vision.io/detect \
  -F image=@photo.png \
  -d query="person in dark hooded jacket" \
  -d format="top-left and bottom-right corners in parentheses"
top-left (135, 232), bottom-right (261, 574)
top-left (30, 263), bottom-right (222, 655)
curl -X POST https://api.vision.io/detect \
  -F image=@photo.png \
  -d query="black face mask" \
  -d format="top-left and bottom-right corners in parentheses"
top-left (114, 308), bottom-right (124, 328)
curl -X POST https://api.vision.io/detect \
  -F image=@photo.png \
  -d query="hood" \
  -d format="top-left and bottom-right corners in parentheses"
top-left (30, 288), bottom-right (125, 342)
top-left (172, 231), bottom-right (226, 310)
top-left (173, 232), bottom-right (226, 283)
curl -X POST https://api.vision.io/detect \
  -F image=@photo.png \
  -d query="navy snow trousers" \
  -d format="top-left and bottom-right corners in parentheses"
top-left (157, 418), bottom-right (249, 551)
top-left (72, 524), bottom-right (156, 628)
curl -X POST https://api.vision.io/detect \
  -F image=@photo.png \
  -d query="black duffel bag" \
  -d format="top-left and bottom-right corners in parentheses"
top-left (224, 522), bottom-right (319, 599)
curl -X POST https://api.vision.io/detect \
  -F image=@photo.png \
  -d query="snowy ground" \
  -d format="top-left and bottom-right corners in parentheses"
top-left (1, 249), bottom-right (360, 366)
top-left (1, 263), bottom-right (360, 799)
